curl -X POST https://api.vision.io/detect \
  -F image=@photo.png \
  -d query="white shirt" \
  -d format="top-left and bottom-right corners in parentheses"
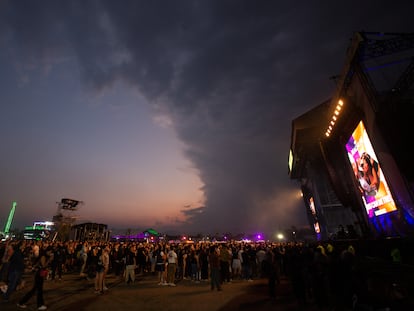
top-left (167, 250), bottom-right (177, 264)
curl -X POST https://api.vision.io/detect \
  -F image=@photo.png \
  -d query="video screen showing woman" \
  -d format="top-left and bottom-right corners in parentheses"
top-left (346, 121), bottom-right (397, 218)
top-left (357, 152), bottom-right (380, 197)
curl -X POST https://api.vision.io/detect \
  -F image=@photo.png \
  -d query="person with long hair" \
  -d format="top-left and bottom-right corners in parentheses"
top-left (357, 152), bottom-right (380, 197)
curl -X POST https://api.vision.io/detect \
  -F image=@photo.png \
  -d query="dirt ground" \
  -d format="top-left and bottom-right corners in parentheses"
top-left (1, 271), bottom-right (304, 311)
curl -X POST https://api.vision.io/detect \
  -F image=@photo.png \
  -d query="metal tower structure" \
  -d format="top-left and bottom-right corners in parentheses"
top-left (52, 198), bottom-right (83, 241)
top-left (4, 201), bottom-right (17, 234)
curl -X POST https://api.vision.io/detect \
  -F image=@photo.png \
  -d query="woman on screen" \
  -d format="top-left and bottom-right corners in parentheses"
top-left (358, 152), bottom-right (380, 197)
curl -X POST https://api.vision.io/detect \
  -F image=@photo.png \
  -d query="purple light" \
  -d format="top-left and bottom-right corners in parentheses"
top-left (255, 233), bottom-right (264, 241)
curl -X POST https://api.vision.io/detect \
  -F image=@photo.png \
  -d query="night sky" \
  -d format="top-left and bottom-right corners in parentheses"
top-left (1, 1), bottom-right (413, 238)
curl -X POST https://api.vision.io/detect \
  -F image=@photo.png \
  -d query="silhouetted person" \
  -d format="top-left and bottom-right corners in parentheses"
top-left (3, 243), bottom-right (25, 302)
top-left (262, 247), bottom-right (280, 299)
top-left (209, 246), bottom-right (222, 291)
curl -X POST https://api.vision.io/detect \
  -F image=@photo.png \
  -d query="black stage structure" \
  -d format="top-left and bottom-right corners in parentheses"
top-left (70, 222), bottom-right (110, 242)
top-left (289, 32), bottom-right (414, 240)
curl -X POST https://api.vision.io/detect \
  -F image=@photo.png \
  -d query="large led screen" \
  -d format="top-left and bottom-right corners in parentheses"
top-left (345, 121), bottom-right (397, 218)
top-left (308, 197), bottom-right (320, 233)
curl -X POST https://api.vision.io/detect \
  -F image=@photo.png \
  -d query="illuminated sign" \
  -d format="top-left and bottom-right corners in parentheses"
top-left (308, 196), bottom-right (320, 233)
top-left (309, 197), bottom-right (316, 216)
top-left (288, 149), bottom-right (293, 173)
top-left (314, 222), bottom-right (321, 234)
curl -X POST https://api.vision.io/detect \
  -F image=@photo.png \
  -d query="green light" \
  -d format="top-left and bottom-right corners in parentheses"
top-left (25, 225), bottom-right (45, 231)
top-left (4, 201), bottom-right (16, 233)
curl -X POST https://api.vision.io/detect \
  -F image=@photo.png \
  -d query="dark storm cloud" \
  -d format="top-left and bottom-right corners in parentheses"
top-left (181, 206), bottom-right (204, 218)
top-left (2, 0), bottom-right (413, 235)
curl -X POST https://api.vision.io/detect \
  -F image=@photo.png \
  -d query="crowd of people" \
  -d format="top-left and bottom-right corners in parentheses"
top-left (0, 238), bottom-right (408, 310)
